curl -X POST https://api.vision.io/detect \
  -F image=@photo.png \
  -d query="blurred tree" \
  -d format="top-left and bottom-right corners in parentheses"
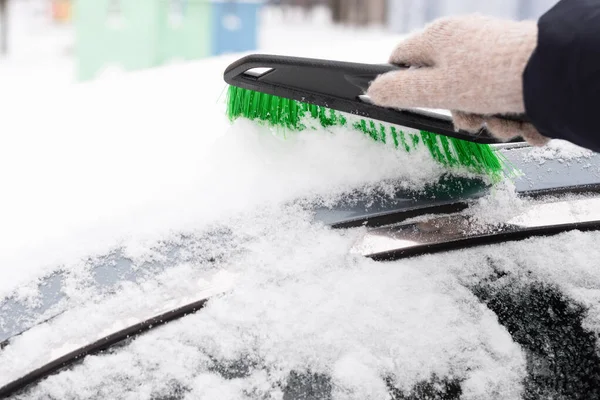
top-left (0, 0), bottom-right (6, 55)
top-left (330, 0), bottom-right (342, 23)
top-left (366, 0), bottom-right (386, 25)
top-left (329, 0), bottom-right (385, 26)
top-left (270, 0), bottom-right (324, 19)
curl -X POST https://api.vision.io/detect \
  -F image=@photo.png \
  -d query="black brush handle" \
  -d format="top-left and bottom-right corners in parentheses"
top-left (224, 54), bottom-right (527, 144)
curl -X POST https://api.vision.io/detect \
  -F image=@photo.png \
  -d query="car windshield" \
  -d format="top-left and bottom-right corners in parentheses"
top-left (4, 215), bottom-right (600, 399)
top-left (5, 168), bottom-right (600, 400)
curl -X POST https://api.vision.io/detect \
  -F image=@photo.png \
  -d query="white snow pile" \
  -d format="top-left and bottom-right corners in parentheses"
top-left (8, 200), bottom-right (600, 400)
top-left (5, 205), bottom-right (528, 400)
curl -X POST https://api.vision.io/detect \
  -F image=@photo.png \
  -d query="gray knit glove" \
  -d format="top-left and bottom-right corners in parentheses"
top-left (367, 14), bottom-right (550, 146)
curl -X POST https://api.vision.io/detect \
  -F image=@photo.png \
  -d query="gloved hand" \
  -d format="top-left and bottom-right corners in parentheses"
top-left (367, 14), bottom-right (550, 147)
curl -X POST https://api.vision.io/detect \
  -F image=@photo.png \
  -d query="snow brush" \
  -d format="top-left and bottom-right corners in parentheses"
top-left (223, 54), bottom-right (526, 179)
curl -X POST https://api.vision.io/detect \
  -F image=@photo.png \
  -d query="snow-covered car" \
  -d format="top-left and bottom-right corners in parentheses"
top-left (2, 45), bottom-right (600, 399)
top-left (3, 130), bottom-right (600, 400)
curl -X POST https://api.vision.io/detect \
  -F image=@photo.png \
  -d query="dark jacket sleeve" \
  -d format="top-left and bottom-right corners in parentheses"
top-left (523, 0), bottom-right (600, 152)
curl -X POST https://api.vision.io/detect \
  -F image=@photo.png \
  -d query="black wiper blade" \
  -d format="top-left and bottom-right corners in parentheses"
top-left (0, 310), bottom-right (66, 351)
top-left (352, 193), bottom-right (600, 261)
top-left (0, 297), bottom-right (211, 399)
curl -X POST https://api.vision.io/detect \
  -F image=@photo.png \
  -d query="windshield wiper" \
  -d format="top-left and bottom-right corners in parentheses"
top-left (0, 297), bottom-right (210, 399)
top-left (350, 186), bottom-right (600, 261)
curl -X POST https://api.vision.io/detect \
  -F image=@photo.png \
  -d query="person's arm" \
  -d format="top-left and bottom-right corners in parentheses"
top-left (523, 0), bottom-right (600, 152)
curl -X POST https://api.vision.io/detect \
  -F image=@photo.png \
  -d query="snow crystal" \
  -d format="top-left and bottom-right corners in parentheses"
top-left (463, 179), bottom-right (526, 227)
top-left (523, 139), bottom-right (595, 165)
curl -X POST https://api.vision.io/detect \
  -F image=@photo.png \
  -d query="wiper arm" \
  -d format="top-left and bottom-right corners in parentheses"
top-left (0, 297), bottom-right (211, 399)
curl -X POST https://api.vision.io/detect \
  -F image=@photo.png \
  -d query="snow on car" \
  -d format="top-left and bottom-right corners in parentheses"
top-left (2, 13), bottom-right (600, 400)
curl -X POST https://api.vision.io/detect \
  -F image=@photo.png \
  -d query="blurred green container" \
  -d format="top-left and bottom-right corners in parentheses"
top-left (74, 0), bottom-right (212, 81)
top-left (157, 0), bottom-right (212, 65)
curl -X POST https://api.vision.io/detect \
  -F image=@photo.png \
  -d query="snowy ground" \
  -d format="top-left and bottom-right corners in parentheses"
top-left (2, 2), bottom-right (600, 399)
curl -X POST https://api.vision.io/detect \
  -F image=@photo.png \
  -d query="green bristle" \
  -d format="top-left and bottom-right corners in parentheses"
top-left (379, 124), bottom-right (387, 144)
top-left (398, 129), bottom-right (411, 153)
top-left (225, 86), bottom-right (514, 180)
top-left (390, 126), bottom-right (400, 149)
